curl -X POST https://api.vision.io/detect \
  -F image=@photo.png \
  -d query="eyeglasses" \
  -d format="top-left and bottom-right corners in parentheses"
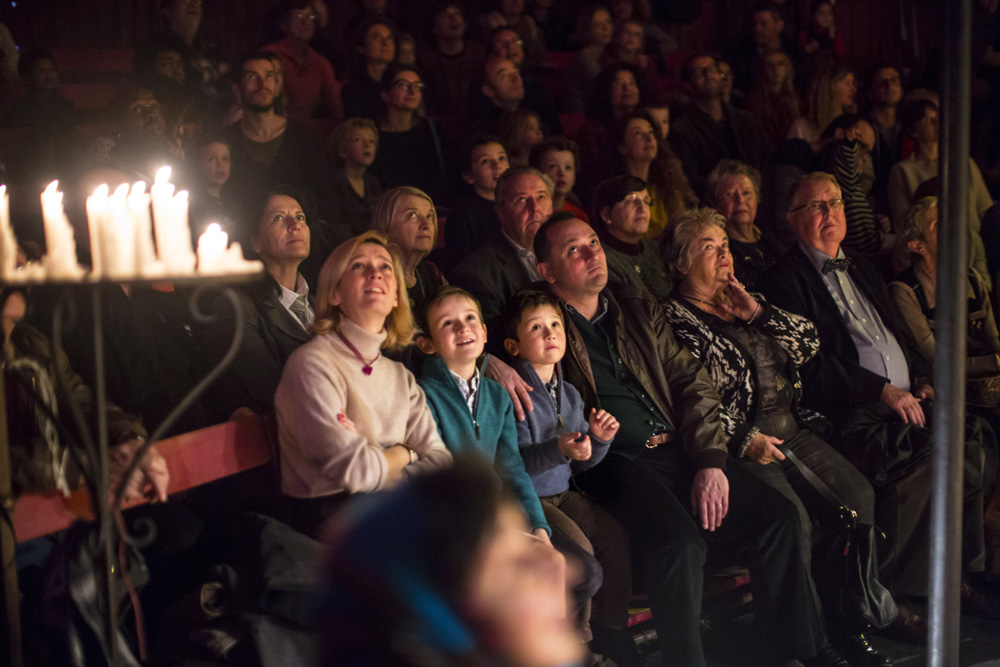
top-left (622, 194), bottom-right (653, 208)
top-left (290, 11), bottom-right (317, 22)
top-left (129, 101), bottom-right (163, 117)
top-left (392, 80), bottom-right (425, 92)
top-left (789, 198), bottom-right (844, 214)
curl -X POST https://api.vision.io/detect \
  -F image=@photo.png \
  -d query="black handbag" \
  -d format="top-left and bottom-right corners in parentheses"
top-left (780, 446), bottom-right (898, 630)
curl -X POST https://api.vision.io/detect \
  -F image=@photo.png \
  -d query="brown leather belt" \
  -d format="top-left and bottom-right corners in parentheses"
top-left (645, 432), bottom-right (674, 448)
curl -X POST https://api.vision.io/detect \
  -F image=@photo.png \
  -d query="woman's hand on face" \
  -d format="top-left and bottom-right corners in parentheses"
top-left (744, 432), bottom-right (786, 465)
top-left (720, 273), bottom-right (760, 321)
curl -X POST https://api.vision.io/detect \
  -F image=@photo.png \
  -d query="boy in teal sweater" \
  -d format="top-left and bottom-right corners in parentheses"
top-left (415, 285), bottom-right (551, 542)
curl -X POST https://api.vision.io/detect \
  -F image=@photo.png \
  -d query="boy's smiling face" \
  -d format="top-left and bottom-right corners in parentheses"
top-left (420, 294), bottom-right (487, 375)
top-left (505, 304), bottom-right (566, 371)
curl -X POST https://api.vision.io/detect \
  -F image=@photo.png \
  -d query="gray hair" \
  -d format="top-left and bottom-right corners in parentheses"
top-left (787, 171), bottom-right (842, 211)
top-left (494, 166), bottom-right (554, 207)
top-left (371, 186), bottom-right (435, 238)
top-left (706, 159), bottom-right (762, 209)
top-left (666, 207), bottom-right (727, 282)
top-left (897, 196), bottom-right (938, 259)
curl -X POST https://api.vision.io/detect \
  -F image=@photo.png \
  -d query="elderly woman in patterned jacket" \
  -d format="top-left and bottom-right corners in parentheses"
top-left (663, 207), bottom-right (898, 666)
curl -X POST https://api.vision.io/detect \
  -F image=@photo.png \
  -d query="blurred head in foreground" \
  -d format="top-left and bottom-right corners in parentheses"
top-left (316, 457), bottom-right (582, 667)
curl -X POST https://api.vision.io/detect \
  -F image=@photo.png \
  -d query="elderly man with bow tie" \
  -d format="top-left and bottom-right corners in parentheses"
top-left (757, 172), bottom-right (1000, 631)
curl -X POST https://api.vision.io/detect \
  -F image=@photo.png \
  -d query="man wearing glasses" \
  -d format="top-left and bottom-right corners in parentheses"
top-left (757, 172), bottom-right (1000, 628)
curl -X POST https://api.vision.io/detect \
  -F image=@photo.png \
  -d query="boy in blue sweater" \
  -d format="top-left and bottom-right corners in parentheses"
top-left (503, 288), bottom-right (637, 663)
top-left (415, 285), bottom-right (552, 543)
top-left (417, 286), bottom-right (618, 658)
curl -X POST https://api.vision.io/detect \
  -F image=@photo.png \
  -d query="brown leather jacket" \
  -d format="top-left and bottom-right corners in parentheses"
top-left (549, 283), bottom-right (729, 470)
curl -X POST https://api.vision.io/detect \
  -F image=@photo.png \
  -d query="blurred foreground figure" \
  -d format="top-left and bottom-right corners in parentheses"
top-left (317, 458), bottom-right (582, 667)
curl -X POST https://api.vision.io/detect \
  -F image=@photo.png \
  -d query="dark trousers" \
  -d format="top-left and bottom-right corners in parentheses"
top-left (543, 490), bottom-right (632, 633)
top-left (745, 414), bottom-right (879, 634)
top-left (839, 402), bottom-right (991, 596)
top-left (576, 445), bottom-right (826, 667)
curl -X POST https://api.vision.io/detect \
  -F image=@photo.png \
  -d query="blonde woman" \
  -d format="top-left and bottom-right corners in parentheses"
top-left (371, 186), bottom-right (447, 316)
top-left (788, 63), bottom-right (856, 147)
top-left (274, 231), bottom-right (452, 535)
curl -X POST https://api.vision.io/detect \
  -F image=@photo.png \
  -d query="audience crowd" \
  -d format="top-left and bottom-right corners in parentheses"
top-left (5, 1), bottom-right (1000, 666)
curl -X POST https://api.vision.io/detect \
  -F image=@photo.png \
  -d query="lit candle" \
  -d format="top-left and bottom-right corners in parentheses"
top-left (40, 180), bottom-right (84, 279)
top-left (171, 189), bottom-right (196, 273)
top-left (106, 183), bottom-right (135, 278)
top-left (127, 181), bottom-right (161, 277)
top-left (0, 185), bottom-right (17, 280)
top-left (196, 223), bottom-right (228, 273)
top-left (150, 166), bottom-right (174, 268)
top-left (85, 183), bottom-right (108, 278)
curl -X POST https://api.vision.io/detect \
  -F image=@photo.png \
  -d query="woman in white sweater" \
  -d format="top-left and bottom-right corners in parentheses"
top-left (275, 230), bottom-right (452, 534)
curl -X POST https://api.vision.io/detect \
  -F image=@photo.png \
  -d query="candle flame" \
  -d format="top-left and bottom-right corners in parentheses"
top-left (0, 184), bottom-right (5, 198)
top-left (112, 183), bottom-right (129, 199)
top-left (207, 222), bottom-right (222, 234)
top-left (130, 181), bottom-right (147, 196)
top-left (176, 190), bottom-right (189, 203)
top-left (92, 183), bottom-right (109, 198)
top-left (154, 166), bottom-right (171, 184)
top-left (45, 180), bottom-right (59, 195)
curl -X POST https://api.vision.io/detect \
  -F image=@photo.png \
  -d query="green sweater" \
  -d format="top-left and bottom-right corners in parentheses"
top-left (418, 354), bottom-right (550, 534)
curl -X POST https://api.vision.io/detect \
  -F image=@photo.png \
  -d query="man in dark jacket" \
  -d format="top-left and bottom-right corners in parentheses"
top-left (669, 53), bottom-right (767, 199)
top-left (757, 172), bottom-right (1000, 618)
top-left (531, 212), bottom-right (846, 667)
top-left (223, 52), bottom-right (336, 240)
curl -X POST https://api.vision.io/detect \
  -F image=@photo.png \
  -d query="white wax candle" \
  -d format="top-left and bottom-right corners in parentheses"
top-left (196, 222), bottom-right (228, 273)
top-left (40, 180), bottom-right (84, 280)
top-left (0, 185), bottom-right (17, 280)
top-left (127, 181), bottom-right (160, 276)
top-left (106, 183), bottom-right (135, 279)
top-left (85, 183), bottom-right (108, 278)
top-left (171, 189), bottom-right (197, 273)
top-left (150, 166), bottom-right (174, 267)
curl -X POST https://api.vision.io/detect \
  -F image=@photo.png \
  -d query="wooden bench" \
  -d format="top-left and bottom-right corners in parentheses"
top-left (13, 414), bottom-right (275, 543)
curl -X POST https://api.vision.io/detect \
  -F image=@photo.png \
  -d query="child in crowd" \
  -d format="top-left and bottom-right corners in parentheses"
top-left (440, 135), bottom-right (509, 270)
top-left (416, 286), bottom-right (551, 542)
top-left (3, 47), bottom-right (84, 182)
top-left (500, 108), bottom-right (544, 167)
top-left (530, 135), bottom-right (589, 222)
top-left (503, 288), bottom-right (636, 664)
top-left (326, 117), bottom-right (383, 247)
top-left (187, 134), bottom-right (232, 238)
top-left (396, 32), bottom-right (418, 67)
top-left (5, 47), bottom-right (79, 129)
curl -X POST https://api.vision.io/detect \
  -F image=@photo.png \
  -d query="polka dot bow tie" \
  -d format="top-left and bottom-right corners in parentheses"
top-left (822, 257), bottom-right (852, 274)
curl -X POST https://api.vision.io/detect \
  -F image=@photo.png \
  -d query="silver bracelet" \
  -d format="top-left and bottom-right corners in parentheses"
top-left (747, 303), bottom-right (762, 324)
top-left (738, 426), bottom-right (760, 459)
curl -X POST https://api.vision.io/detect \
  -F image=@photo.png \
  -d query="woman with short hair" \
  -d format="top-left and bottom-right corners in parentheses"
top-left (664, 208), bottom-right (896, 664)
top-left (202, 186), bottom-right (314, 421)
top-left (705, 159), bottom-right (782, 287)
top-left (368, 63), bottom-right (453, 205)
top-left (592, 174), bottom-right (671, 300)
